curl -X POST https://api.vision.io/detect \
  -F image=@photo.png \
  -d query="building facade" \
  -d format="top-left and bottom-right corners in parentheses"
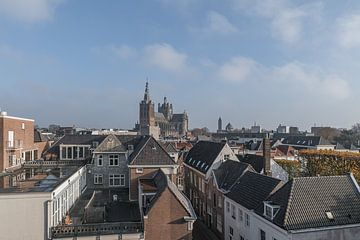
top-left (0, 111), bottom-right (44, 173)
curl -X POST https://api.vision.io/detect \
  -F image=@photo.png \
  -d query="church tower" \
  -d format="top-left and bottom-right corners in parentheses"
top-left (218, 117), bottom-right (222, 132)
top-left (139, 82), bottom-right (159, 138)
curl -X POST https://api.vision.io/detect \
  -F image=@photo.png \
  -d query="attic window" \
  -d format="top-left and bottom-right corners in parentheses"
top-left (325, 211), bottom-right (334, 221)
top-left (264, 202), bottom-right (280, 220)
top-left (152, 145), bottom-right (156, 150)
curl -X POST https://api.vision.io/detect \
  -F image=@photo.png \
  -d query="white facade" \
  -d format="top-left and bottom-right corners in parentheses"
top-left (50, 166), bottom-right (87, 227)
top-left (224, 197), bottom-right (257, 240)
top-left (225, 196), bottom-right (360, 240)
top-left (0, 166), bottom-right (87, 240)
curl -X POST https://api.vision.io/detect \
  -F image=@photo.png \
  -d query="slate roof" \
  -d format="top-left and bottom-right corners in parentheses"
top-left (185, 141), bottom-right (226, 174)
top-left (142, 169), bottom-right (196, 219)
top-left (237, 154), bottom-right (265, 173)
top-left (129, 136), bottom-right (176, 166)
top-left (281, 136), bottom-right (332, 148)
top-left (161, 142), bottom-right (178, 153)
top-left (34, 129), bottom-right (49, 142)
top-left (255, 174), bottom-right (360, 230)
top-left (226, 171), bottom-right (283, 210)
top-left (213, 160), bottom-right (254, 191)
top-left (94, 134), bottom-right (127, 152)
top-left (45, 135), bottom-right (107, 155)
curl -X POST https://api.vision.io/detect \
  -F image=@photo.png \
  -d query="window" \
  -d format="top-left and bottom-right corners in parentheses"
top-left (136, 168), bottom-right (143, 174)
top-left (224, 154), bottom-right (230, 160)
top-left (229, 226), bottom-right (233, 240)
top-left (213, 193), bottom-right (217, 207)
top-left (94, 174), bottom-right (103, 184)
top-left (21, 123), bottom-right (25, 130)
top-left (264, 202), bottom-right (280, 220)
top-left (218, 195), bottom-right (222, 208)
top-left (201, 179), bottom-right (205, 192)
top-left (260, 229), bottom-right (266, 240)
top-left (216, 216), bottom-right (222, 232)
top-left (245, 213), bottom-right (250, 226)
top-left (109, 155), bottom-right (119, 166)
top-left (238, 209), bottom-right (243, 221)
top-left (97, 155), bottom-right (103, 166)
top-left (109, 174), bottom-right (125, 186)
top-left (226, 201), bottom-right (230, 213)
top-left (240, 236), bottom-right (244, 240)
top-left (231, 204), bottom-right (236, 220)
top-left (67, 147), bottom-right (72, 159)
top-left (190, 171), bottom-right (193, 184)
top-left (79, 147), bottom-right (84, 158)
top-left (187, 221), bottom-right (193, 231)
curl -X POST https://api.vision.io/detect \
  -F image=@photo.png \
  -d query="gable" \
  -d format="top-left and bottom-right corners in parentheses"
top-left (129, 136), bottom-right (176, 166)
top-left (94, 134), bottom-right (126, 153)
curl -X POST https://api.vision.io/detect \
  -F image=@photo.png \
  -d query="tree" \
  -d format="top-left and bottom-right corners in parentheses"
top-left (334, 123), bottom-right (360, 148)
top-left (275, 159), bottom-right (302, 180)
top-left (299, 150), bottom-right (360, 181)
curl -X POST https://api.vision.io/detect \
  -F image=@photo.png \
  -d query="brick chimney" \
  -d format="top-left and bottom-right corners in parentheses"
top-left (263, 133), bottom-right (272, 176)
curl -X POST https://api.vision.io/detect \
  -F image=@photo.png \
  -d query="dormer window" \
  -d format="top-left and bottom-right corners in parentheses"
top-left (263, 202), bottom-right (280, 220)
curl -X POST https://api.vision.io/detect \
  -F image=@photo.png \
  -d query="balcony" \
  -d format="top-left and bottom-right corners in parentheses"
top-left (51, 222), bottom-right (143, 238)
top-left (5, 140), bottom-right (23, 150)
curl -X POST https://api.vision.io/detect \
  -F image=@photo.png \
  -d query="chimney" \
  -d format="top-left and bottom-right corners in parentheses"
top-left (263, 133), bottom-right (272, 176)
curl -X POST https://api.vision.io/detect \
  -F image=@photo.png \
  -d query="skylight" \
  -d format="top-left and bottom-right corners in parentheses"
top-left (325, 211), bottom-right (334, 220)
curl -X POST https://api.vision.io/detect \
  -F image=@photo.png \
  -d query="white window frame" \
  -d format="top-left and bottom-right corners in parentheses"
top-left (216, 216), bottom-right (222, 232)
top-left (136, 168), bottom-right (143, 174)
top-left (109, 174), bottom-right (125, 187)
top-left (97, 155), bottom-right (103, 166)
top-left (238, 208), bottom-right (243, 221)
top-left (109, 154), bottom-right (119, 166)
top-left (94, 174), bottom-right (103, 185)
top-left (245, 213), bottom-right (250, 227)
top-left (231, 204), bottom-right (236, 220)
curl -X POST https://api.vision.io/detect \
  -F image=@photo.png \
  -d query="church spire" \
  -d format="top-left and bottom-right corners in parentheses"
top-left (144, 80), bottom-right (150, 102)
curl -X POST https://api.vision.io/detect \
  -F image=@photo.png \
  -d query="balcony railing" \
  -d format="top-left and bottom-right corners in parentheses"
top-left (51, 222), bottom-right (143, 238)
top-left (5, 140), bottom-right (23, 149)
top-left (22, 160), bottom-right (87, 168)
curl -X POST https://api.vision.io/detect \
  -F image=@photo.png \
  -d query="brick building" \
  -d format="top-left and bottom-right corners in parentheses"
top-left (183, 141), bottom-right (238, 239)
top-left (140, 169), bottom-right (196, 240)
top-left (0, 111), bottom-right (48, 173)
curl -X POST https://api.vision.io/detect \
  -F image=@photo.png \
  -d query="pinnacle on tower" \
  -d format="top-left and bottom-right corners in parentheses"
top-left (144, 81), bottom-right (150, 102)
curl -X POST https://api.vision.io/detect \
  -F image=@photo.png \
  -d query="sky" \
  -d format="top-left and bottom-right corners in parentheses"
top-left (0, 0), bottom-right (360, 131)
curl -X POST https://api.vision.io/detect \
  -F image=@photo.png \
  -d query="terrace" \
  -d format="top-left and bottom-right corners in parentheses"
top-left (51, 188), bottom-right (143, 239)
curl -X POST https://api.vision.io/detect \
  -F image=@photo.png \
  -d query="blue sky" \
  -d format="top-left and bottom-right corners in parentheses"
top-left (0, 0), bottom-right (360, 131)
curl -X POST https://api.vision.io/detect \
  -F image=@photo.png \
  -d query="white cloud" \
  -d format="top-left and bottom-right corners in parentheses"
top-left (205, 11), bottom-right (238, 35)
top-left (272, 62), bottom-right (350, 99)
top-left (0, 0), bottom-right (63, 23)
top-left (217, 57), bottom-right (350, 99)
top-left (218, 57), bottom-right (259, 82)
top-left (143, 43), bottom-right (188, 73)
top-left (231, 0), bottom-right (322, 43)
top-left (337, 14), bottom-right (360, 49)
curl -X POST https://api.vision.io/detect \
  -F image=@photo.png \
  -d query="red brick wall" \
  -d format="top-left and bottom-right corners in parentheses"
top-left (144, 187), bottom-right (192, 240)
top-left (129, 167), bottom-right (159, 200)
top-left (0, 117), bottom-right (35, 172)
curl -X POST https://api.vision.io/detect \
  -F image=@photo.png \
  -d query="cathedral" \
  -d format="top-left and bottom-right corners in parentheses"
top-left (137, 82), bottom-right (189, 139)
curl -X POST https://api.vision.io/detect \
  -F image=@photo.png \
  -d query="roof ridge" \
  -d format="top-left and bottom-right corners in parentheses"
top-left (283, 179), bottom-right (295, 228)
top-left (292, 175), bottom-right (348, 180)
